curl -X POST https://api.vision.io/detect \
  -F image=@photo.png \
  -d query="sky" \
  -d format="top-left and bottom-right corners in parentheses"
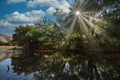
top-left (0, 0), bottom-right (70, 36)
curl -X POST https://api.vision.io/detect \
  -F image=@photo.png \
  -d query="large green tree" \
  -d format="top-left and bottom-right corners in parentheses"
top-left (96, 0), bottom-right (120, 48)
top-left (13, 19), bottom-right (64, 53)
top-left (13, 25), bottom-right (44, 53)
top-left (55, 0), bottom-right (103, 49)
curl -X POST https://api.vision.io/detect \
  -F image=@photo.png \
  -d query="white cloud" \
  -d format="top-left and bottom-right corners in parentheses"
top-left (0, 9), bottom-right (45, 36)
top-left (0, 20), bottom-right (12, 27)
top-left (27, 0), bottom-right (70, 13)
top-left (7, 0), bottom-right (26, 4)
top-left (46, 7), bottom-right (56, 15)
top-left (6, 10), bottom-right (45, 24)
top-left (0, 9), bottom-right (45, 29)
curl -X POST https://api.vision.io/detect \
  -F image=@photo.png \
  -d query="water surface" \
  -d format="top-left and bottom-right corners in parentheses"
top-left (0, 50), bottom-right (120, 80)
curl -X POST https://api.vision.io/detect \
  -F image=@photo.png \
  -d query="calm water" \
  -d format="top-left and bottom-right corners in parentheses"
top-left (0, 50), bottom-right (120, 80)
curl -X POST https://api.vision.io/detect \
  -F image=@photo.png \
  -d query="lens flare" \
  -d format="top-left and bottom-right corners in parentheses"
top-left (76, 11), bottom-right (80, 15)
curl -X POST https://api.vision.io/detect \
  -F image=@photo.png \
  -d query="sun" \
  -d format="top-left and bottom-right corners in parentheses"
top-left (75, 11), bottom-right (80, 15)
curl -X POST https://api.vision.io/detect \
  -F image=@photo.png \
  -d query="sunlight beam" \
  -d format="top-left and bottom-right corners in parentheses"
top-left (61, 16), bottom-right (75, 28)
top-left (82, 13), bottom-right (108, 25)
top-left (66, 16), bottom-right (77, 39)
top-left (80, 15), bottom-right (95, 28)
top-left (78, 16), bottom-right (96, 48)
top-left (78, 16), bottom-right (89, 35)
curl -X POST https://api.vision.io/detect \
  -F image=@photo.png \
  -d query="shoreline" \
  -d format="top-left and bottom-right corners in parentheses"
top-left (0, 46), bottom-right (22, 50)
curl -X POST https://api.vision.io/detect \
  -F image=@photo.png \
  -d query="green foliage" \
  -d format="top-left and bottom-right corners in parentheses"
top-left (54, 0), bottom-right (101, 49)
top-left (67, 33), bottom-right (85, 50)
top-left (13, 25), bottom-right (42, 46)
top-left (104, 0), bottom-right (120, 6)
top-left (13, 0), bottom-right (120, 51)
top-left (0, 40), bottom-right (6, 45)
top-left (13, 19), bottom-right (65, 53)
top-left (105, 7), bottom-right (120, 40)
top-left (0, 40), bottom-right (13, 46)
top-left (96, 5), bottom-right (120, 48)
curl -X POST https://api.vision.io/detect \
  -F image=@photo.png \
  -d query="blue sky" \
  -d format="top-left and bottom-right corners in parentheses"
top-left (0, 0), bottom-right (70, 36)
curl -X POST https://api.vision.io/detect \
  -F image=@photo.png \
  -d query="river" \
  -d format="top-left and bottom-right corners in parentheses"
top-left (0, 50), bottom-right (120, 80)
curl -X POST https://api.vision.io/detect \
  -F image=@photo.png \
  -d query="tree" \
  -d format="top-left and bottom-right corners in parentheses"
top-left (95, 0), bottom-right (120, 48)
top-left (36, 19), bottom-right (64, 48)
top-left (0, 40), bottom-right (6, 45)
top-left (13, 25), bottom-right (43, 53)
top-left (105, 6), bottom-right (120, 39)
top-left (54, 0), bottom-right (103, 49)
top-left (13, 19), bottom-right (65, 53)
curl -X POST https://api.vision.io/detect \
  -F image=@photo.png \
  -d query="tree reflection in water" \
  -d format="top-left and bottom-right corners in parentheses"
top-left (11, 53), bottom-right (120, 80)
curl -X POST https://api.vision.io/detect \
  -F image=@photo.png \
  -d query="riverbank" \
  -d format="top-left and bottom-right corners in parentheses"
top-left (0, 46), bottom-right (22, 50)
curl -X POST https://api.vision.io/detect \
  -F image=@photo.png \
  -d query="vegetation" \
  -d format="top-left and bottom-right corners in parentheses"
top-left (0, 41), bottom-right (6, 46)
top-left (96, 5), bottom-right (120, 48)
top-left (13, 20), bottom-right (64, 54)
top-left (12, 0), bottom-right (120, 54)
top-left (0, 0), bottom-right (120, 80)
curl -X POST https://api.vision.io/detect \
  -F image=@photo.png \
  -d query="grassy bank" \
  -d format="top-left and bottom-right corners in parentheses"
top-left (0, 46), bottom-right (22, 50)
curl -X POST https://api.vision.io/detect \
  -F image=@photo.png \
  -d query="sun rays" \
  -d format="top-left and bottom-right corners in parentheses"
top-left (66, 16), bottom-right (77, 39)
top-left (61, 0), bottom-right (108, 47)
